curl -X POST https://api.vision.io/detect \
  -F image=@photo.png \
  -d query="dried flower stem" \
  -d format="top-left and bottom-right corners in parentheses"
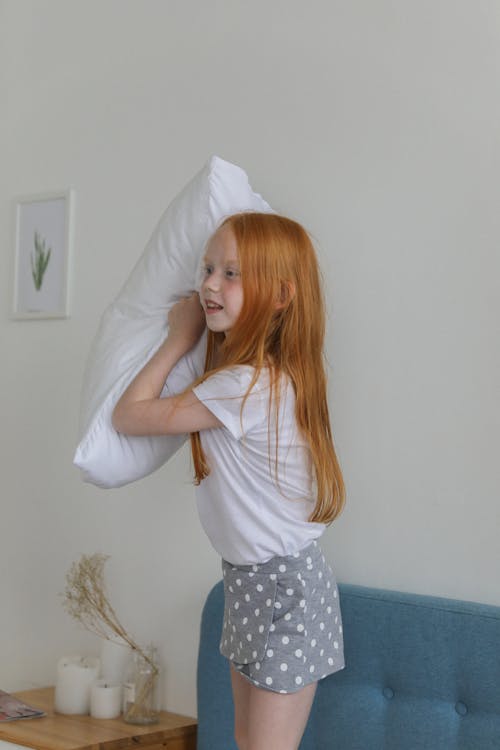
top-left (60, 554), bottom-right (158, 720)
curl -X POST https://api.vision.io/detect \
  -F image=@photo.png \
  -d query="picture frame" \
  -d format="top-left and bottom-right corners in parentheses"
top-left (12, 189), bottom-right (74, 319)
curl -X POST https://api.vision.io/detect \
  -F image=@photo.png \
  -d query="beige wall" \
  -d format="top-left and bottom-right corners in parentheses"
top-left (1, 0), bottom-right (499, 716)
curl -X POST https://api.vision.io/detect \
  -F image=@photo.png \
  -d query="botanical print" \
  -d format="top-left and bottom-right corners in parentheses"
top-left (31, 230), bottom-right (52, 291)
top-left (13, 191), bottom-right (72, 319)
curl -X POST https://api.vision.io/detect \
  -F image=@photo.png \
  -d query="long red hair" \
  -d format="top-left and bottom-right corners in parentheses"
top-left (190, 212), bottom-right (345, 524)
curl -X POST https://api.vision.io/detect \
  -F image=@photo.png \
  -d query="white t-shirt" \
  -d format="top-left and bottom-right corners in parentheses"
top-left (165, 335), bottom-right (325, 565)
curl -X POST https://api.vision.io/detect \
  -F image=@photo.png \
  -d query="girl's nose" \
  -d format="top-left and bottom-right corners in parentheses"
top-left (203, 271), bottom-right (221, 293)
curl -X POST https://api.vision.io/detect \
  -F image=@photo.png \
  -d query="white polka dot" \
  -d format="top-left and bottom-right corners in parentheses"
top-left (247, 633), bottom-right (252, 641)
top-left (312, 613), bottom-right (317, 621)
top-left (236, 579), bottom-right (242, 586)
top-left (327, 581), bottom-right (331, 589)
top-left (339, 626), bottom-right (343, 634)
top-left (259, 625), bottom-right (265, 633)
top-left (254, 608), bottom-right (260, 617)
top-left (255, 662), bottom-right (261, 670)
top-left (311, 639), bottom-right (317, 647)
top-left (318, 571), bottom-right (323, 579)
top-left (242, 617), bottom-right (248, 625)
top-left (310, 665), bottom-right (315, 673)
top-left (267, 649), bottom-right (274, 657)
top-left (328, 632), bottom-right (332, 640)
top-left (297, 623), bottom-right (304, 632)
top-left (256, 584), bottom-right (263, 592)
top-left (295, 676), bottom-right (303, 685)
top-left (274, 601), bottom-right (282, 609)
top-left (279, 564), bottom-right (287, 572)
top-left (266, 677), bottom-right (273, 685)
top-left (224, 639), bottom-right (227, 646)
top-left (245, 594), bottom-right (250, 602)
top-left (306, 557), bottom-right (312, 565)
top-left (320, 622), bottom-right (325, 631)
top-left (230, 652), bottom-right (234, 659)
top-left (334, 641), bottom-right (339, 649)
top-left (335, 616), bottom-right (338, 624)
top-left (266, 598), bottom-right (272, 607)
top-left (320, 597), bottom-right (325, 605)
top-left (295, 649), bottom-right (303, 659)
top-left (234, 602), bottom-right (239, 610)
top-left (239, 642), bottom-right (243, 649)
top-left (327, 606), bottom-right (332, 614)
top-left (307, 565), bottom-right (313, 571)
top-left (252, 565), bottom-right (258, 572)
top-left (286, 588), bottom-right (294, 596)
top-left (282, 636), bottom-right (290, 645)
top-left (270, 624), bottom-right (276, 632)
top-left (248, 572), bottom-right (255, 578)
top-left (320, 649), bottom-right (324, 657)
top-left (232, 625), bottom-right (236, 633)
top-left (280, 663), bottom-right (288, 671)
top-left (284, 613), bottom-right (292, 621)
top-left (293, 552), bottom-right (300, 558)
top-left (252, 650), bottom-right (257, 658)
top-left (270, 573), bottom-right (277, 580)
top-left (229, 586), bottom-right (234, 593)
top-left (299, 599), bottom-right (306, 608)
top-left (328, 657), bottom-right (334, 665)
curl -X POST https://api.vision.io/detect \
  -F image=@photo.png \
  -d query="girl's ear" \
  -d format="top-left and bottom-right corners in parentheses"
top-left (276, 280), bottom-right (296, 310)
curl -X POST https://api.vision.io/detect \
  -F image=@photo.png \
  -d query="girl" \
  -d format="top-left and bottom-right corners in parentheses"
top-left (112, 212), bottom-right (346, 750)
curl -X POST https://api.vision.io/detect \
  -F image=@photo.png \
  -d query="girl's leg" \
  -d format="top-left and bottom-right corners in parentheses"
top-left (230, 666), bottom-right (252, 750)
top-left (230, 666), bottom-right (317, 750)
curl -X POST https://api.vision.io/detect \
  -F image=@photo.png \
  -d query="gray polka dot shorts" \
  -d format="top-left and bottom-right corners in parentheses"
top-left (220, 539), bottom-right (345, 693)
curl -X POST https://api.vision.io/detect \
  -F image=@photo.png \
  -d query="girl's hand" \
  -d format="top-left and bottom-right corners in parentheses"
top-left (167, 292), bottom-right (206, 353)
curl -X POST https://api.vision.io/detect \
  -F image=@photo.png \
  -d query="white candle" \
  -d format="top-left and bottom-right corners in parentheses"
top-left (99, 636), bottom-right (131, 685)
top-left (54, 655), bottom-right (100, 715)
top-left (90, 679), bottom-right (122, 719)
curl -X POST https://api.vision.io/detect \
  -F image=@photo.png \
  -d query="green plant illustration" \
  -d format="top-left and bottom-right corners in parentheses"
top-left (31, 230), bottom-right (52, 291)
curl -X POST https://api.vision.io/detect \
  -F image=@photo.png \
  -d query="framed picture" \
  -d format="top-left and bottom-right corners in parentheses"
top-left (12, 189), bottom-right (74, 319)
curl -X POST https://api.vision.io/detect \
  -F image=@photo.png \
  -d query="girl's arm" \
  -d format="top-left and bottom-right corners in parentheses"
top-left (112, 294), bottom-right (223, 436)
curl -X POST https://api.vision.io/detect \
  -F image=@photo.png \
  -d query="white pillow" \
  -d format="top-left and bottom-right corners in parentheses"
top-left (74, 155), bottom-right (274, 488)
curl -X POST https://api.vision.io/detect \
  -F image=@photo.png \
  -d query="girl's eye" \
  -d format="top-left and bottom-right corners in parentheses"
top-left (225, 268), bottom-right (240, 279)
top-left (203, 264), bottom-right (213, 276)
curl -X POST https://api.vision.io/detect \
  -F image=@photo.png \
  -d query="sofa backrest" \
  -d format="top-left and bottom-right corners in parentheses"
top-left (197, 582), bottom-right (500, 749)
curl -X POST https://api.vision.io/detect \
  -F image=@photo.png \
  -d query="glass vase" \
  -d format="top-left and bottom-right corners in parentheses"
top-left (122, 645), bottom-right (159, 725)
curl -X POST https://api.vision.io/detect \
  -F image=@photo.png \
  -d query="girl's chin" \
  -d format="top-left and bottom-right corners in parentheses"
top-left (206, 319), bottom-right (231, 336)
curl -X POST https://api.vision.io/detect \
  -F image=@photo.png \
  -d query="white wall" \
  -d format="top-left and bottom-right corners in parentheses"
top-left (1, 0), bottom-right (499, 717)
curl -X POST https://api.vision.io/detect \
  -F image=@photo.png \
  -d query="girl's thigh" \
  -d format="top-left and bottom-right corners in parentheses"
top-left (231, 665), bottom-right (317, 750)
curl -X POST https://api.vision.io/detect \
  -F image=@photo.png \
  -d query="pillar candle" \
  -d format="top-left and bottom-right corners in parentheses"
top-left (54, 655), bottom-right (100, 715)
top-left (90, 679), bottom-right (122, 719)
top-left (99, 636), bottom-right (131, 685)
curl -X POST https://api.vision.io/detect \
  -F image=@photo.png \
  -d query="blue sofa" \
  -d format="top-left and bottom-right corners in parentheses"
top-left (197, 582), bottom-right (500, 749)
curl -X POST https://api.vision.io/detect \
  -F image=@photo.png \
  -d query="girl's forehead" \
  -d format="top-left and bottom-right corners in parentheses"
top-left (205, 224), bottom-right (239, 260)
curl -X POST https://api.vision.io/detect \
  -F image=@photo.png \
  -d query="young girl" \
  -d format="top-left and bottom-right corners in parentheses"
top-left (112, 212), bottom-right (346, 750)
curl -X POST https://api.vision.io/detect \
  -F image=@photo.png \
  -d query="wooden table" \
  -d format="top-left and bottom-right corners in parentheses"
top-left (0, 688), bottom-right (197, 750)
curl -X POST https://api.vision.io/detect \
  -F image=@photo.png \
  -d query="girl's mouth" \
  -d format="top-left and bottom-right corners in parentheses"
top-left (205, 301), bottom-right (223, 314)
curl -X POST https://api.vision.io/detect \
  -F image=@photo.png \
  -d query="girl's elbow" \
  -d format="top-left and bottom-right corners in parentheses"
top-left (111, 404), bottom-right (126, 433)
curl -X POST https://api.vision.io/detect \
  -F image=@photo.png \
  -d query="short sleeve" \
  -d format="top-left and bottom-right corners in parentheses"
top-left (192, 366), bottom-right (268, 440)
top-left (161, 331), bottom-right (207, 397)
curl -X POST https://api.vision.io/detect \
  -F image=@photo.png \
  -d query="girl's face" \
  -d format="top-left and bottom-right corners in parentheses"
top-left (200, 225), bottom-right (243, 336)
